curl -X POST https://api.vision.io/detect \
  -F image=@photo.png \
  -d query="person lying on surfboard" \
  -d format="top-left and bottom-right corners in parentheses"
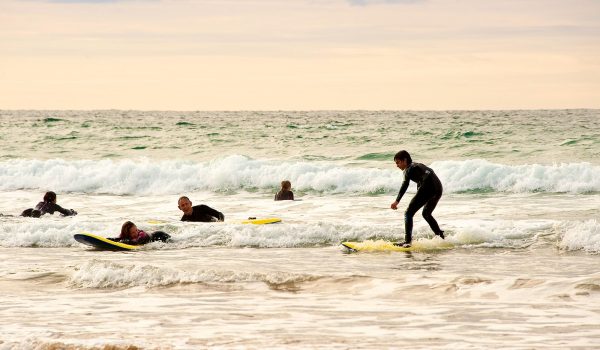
top-left (111, 221), bottom-right (170, 245)
top-left (21, 191), bottom-right (77, 218)
top-left (178, 196), bottom-right (225, 222)
top-left (390, 150), bottom-right (444, 248)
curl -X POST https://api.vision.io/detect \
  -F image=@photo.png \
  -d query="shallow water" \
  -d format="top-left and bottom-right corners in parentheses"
top-left (2, 247), bottom-right (600, 349)
top-left (1, 110), bottom-right (599, 349)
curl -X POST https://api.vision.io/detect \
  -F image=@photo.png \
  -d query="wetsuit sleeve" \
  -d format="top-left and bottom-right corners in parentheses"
top-left (209, 207), bottom-right (225, 222)
top-left (53, 203), bottom-right (75, 216)
top-left (395, 169), bottom-right (410, 202)
top-left (197, 204), bottom-right (225, 221)
top-left (204, 205), bottom-right (225, 221)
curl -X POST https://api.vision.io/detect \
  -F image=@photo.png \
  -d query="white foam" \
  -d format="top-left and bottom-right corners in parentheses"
top-left (68, 259), bottom-right (319, 289)
top-left (559, 219), bottom-right (600, 253)
top-left (0, 215), bottom-right (562, 251)
top-left (447, 219), bottom-right (554, 248)
top-left (0, 219), bottom-right (88, 248)
top-left (435, 159), bottom-right (600, 193)
top-left (1, 156), bottom-right (599, 195)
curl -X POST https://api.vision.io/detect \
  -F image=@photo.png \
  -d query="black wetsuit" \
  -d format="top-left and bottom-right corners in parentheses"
top-left (181, 205), bottom-right (225, 222)
top-left (110, 231), bottom-right (171, 245)
top-left (274, 190), bottom-right (294, 201)
top-left (396, 162), bottom-right (443, 244)
top-left (21, 208), bottom-right (42, 218)
top-left (34, 201), bottom-right (77, 216)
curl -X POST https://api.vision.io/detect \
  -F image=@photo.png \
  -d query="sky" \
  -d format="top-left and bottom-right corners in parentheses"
top-left (0, 0), bottom-right (599, 110)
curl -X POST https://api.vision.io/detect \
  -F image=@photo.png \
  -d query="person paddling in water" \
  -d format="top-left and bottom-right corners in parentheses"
top-left (391, 150), bottom-right (444, 248)
top-left (113, 221), bottom-right (170, 245)
top-left (178, 196), bottom-right (224, 222)
top-left (21, 191), bottom-right (77, 217)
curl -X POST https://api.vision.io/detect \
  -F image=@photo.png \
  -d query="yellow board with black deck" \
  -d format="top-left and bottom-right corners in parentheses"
top-left (74, 232), bottom-right (140, 251)
top-left (341, 240), bottom-right (453, 252)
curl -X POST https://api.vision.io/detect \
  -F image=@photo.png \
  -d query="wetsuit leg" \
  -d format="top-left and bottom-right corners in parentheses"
top-left (403, 210), bottom-right (414, 244)
top-left (20, 208), bottom-right (41, 218)
top-left (151, 231), bottom-right (171, 242)
top-left (422, 194), bottom-right (442, 236)
top-left (404, 189), bottom-right (433, 244)
top-left (423, 176), bottom-right (443, 237)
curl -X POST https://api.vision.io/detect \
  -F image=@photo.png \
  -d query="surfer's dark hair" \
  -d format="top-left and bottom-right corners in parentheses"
top-left (394, 150), bottom-right (412, 164)
top-left (121, 221), bottom-right (136, 238)
top-left (43, 191), bottom-right (57, 203)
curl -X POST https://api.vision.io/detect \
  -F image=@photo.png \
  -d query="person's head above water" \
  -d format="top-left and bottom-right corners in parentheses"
top-left (178, 196), bottom-right (193, 215)
top-left (120, 221), bottom-right (138, 240)
top-left (281, 180), bottom-right (291, 191)
top-left (393, 150), bottom-right (412, 171)
top-left (43, 191), bottom-right (57, 203)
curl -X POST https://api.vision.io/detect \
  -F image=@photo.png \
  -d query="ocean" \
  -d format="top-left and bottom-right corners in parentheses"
top-left (1, 110), bottom-right (599, 349)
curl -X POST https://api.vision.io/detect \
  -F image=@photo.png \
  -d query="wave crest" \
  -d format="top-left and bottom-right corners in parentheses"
top-left (1, 156), bottom-right (599, 195)
top-left (68, 259), bottom-right (321, 289)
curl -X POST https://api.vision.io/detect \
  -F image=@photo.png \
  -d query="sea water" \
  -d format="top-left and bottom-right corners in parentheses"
top-left (0, 110), bottom-right (599, 349)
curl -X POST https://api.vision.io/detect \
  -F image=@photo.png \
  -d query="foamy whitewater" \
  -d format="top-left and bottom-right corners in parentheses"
top-left (1, 110), bottom-right (599, 349)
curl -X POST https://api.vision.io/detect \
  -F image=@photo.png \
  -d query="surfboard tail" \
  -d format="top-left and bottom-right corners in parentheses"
top-left (341, 240), bottom-right (453, 252)
top-left (74, 233), bottom-right (139, 251)
top-left (341, 242), bottom-right (357, 252)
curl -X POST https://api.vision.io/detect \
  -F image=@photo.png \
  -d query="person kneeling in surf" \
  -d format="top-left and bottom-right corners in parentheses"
top-left (113, 221), bottom-right (170, 245)
top-left (390, 150), bottom-right (444, 248)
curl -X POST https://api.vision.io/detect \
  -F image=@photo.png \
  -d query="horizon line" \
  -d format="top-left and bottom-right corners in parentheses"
top-left (2, 107), bottom-right (598, 112)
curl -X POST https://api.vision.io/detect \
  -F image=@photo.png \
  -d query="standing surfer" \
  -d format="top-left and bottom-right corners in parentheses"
top-left (391, 150), bottom-right (444, 247)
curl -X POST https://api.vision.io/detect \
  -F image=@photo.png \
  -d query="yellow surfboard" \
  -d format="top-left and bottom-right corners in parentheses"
top-left (148, 217), bottom-right (282, 225)
top-left (341, 240), bottom-right (453, 252)
top-left (148, 220), bottom-right (166, 225)
top-left (75, 232), bottom-right (140, 251)
top-left (241, 217), bottom-right (282, 225)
